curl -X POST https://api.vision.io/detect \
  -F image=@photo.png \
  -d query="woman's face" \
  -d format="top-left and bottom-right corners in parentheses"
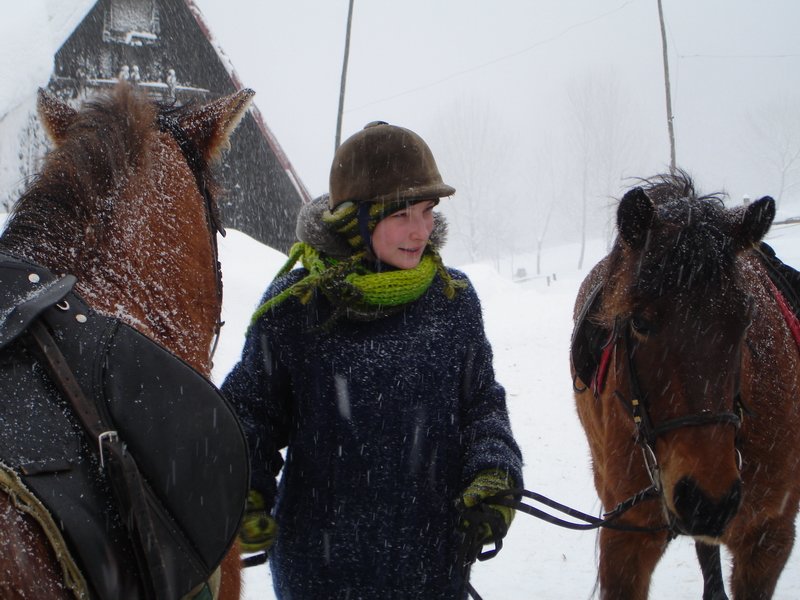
top-left (371, 199), bottom-right (437, 269)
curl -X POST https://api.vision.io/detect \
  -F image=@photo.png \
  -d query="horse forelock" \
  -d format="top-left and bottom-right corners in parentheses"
top-left (615, 173), bottom-right (741, 301)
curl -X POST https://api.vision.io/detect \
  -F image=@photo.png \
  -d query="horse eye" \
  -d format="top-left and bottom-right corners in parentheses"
top-left (630, 315), bottom-right (651, 335)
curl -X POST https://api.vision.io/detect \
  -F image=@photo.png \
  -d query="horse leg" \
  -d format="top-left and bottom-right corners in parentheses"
top-left (216, 542), bottom-right (243, 600)
top-left (696, 541), bottom-right (728, 600)
top-left (598, 528), bottom-right (668, 600)
top-left (727, 516), bottom-right (795, 600)
top-left (0, 492), bottom-right (72, 599)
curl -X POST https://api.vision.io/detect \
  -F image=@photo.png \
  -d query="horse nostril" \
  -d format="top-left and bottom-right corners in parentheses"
top-left (673, 477), bottom-right (742, 537)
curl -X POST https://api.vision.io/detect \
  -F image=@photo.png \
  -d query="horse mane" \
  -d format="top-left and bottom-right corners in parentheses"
top-left (1, 86), bottom-right (218, 272)
top-left (617, 170), bottom-right (738, 298)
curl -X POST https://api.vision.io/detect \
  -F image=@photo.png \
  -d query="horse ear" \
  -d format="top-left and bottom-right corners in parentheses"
top-left (736, 195), bottom-right (775, 249)
top-left (37, 88), bottom-right (78, 144)
top-left (617, 187), bottom-right (655, 250)
top-left (178, 88), bottom-right (255, 163)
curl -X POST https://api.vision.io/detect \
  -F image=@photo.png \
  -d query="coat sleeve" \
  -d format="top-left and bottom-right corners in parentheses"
top-left (221, 285), bottom-right (294, 509)
top-left (456, 276), bottom-right (524, 490)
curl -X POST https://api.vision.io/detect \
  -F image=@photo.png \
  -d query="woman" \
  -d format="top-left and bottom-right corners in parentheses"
top-left (222, 121), bottom-right (523, 599)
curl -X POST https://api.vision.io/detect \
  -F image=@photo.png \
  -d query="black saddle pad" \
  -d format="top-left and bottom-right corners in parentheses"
top-left (570, 283), bottom-right (608, 388)
top-left (759, 242), bottom-right (800, 317)
top-left (0, 255), bottom-right (248, 599)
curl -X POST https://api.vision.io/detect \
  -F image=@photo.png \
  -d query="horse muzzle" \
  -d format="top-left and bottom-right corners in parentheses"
top-left (669, 476), bottom-right (742, 538)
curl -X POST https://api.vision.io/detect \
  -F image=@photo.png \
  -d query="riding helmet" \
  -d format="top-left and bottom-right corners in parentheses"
top-left (329, 121), bottom-right (455, 209)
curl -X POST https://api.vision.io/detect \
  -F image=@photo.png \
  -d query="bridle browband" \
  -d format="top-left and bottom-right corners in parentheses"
top-left (156, 111), bottom-right (225, 360)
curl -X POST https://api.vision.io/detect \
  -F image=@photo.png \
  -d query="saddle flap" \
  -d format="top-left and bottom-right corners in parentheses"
top-left (0, 261), bottom-right (76, 351)
top-left (570, 283), bottom-right (609, 388)
top-left (101, 322), bottom-right (249, 575)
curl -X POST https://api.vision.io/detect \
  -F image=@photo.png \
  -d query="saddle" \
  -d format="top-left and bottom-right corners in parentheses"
top-left (757, 242), bottom-right (800, 317)
top-left (0, 252), bottom-right (249, 599)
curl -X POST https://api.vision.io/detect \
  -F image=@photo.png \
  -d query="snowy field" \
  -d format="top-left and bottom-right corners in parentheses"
top-left (0, 205), bottom-right (797, 598)
top-left (209, 204), bottom-right (800, 599)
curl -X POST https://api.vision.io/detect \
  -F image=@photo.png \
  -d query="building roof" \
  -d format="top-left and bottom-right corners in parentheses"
top-left (1, 0), bottom-right (309, 251)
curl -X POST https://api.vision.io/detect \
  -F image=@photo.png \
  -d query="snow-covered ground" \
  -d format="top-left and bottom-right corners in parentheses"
top-left (209, 204), bottom-right (800, 599)
top-left (0, 202), bottom-right (797, 598)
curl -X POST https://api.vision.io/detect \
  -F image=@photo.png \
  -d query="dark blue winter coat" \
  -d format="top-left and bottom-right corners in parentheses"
top-left (222, 267), bottom-right (523, 599)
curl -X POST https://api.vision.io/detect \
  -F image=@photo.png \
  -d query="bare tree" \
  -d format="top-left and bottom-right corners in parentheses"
top-left (566, 75), bottom-right (601, 270)
top-left (746, 95), bottom-right (800, 209)
top-left (565, 71), bottom-right (648, 268)
top-left (432, 98), bottom-right (515, 266)
top-left (520, 132), bottom-right (566, 276)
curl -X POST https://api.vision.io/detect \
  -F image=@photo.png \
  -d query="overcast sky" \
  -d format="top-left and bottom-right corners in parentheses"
top-left (2, 0), bottom-right (799, 258)
top-left (190, 0), bottom-right (800, 207)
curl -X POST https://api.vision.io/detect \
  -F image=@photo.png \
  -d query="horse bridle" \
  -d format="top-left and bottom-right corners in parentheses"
top-left (614, 317), bottom-right (745, 491)
top-left (156, 112), bottom-right (225, 359)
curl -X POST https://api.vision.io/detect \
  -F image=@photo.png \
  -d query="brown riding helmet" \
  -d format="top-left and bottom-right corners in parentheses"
top-left (329, 121), bottom-right (455, 210)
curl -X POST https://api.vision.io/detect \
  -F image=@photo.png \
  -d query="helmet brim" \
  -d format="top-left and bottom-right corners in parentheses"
top-left (371, 183), bottom-right (456, 205)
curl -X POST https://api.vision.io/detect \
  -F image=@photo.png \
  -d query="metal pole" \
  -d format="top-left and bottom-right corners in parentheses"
top-left (657, 0), bottom-right (677, 171)
top-left (335, 0), bottom-right (355, 150)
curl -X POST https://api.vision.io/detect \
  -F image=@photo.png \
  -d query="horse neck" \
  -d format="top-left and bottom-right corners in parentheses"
top-left (84, 148), bottom-right (220, 375)
top-left (5, 143), bottom-right (220, 376)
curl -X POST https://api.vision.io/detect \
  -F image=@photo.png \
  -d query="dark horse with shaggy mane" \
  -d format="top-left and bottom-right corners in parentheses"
top-left (571, 172), bottom-right (800, 599)
top-left (0, 84), bottom-right (252, 599)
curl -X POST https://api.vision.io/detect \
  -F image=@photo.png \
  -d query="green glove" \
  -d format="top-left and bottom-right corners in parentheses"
top-left (239, 490), bottom-right (278, 554)
top-left (458, 469), bottom-right (516, 544)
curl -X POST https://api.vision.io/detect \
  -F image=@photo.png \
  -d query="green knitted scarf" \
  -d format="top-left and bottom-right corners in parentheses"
top-left (250, 198), bottom-right (466, 327)
top-left (251, 242), bottom-right (464, 326)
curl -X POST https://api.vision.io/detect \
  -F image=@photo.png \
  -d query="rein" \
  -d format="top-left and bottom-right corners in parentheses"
top-left (460, 484), bottom-right (666, 600)
top-left (156, 112), bottom-right (225, 360)
top-left (486, 486), bottom-right (665, 533)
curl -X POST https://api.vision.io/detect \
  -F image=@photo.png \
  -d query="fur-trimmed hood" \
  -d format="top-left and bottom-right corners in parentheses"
top-left (295, 194), bottom-right (449, 259)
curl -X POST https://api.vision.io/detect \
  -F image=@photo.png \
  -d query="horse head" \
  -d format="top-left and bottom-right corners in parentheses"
top-left (573, 169), bottom-right (800, 600)
top-left (600, 173), bottom-right (774, 539)
top-left (0, 83), bottom-right (254, 600)
top-left (4, 83), bottom-right (254, 373)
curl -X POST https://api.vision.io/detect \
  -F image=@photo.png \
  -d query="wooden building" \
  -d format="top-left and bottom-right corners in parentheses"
top-left (12, 0), bottom-right (309, 252)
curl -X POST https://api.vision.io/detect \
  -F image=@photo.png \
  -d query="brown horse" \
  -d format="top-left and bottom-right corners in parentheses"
top-left (571, 172), bottom-right (800, 599)
top-left (0, 84), bottom-right (253, 599)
